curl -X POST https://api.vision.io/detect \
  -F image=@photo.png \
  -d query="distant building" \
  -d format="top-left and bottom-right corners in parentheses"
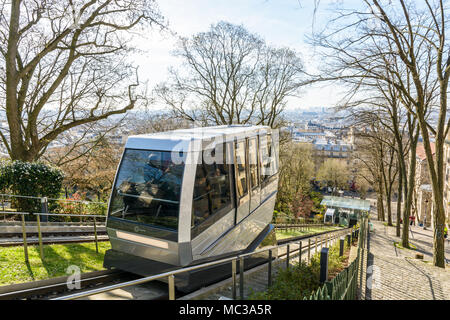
top-left (413, 142), bottom-right (436, 227)
top-left (444, 133), bottom-right (450, 224)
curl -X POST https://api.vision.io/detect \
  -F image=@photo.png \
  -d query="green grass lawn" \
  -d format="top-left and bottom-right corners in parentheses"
top-left (0, 241), bottom-right (111, 286)
top-left (275, 226), bottom-right (342, 240)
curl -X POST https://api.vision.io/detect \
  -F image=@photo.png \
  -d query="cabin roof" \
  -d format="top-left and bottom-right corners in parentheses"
top-left (125, 125), bottom-right (273, 151)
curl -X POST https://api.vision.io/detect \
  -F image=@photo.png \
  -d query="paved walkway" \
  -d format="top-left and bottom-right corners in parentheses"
top-left (366, 208), bottom-right (450, 300)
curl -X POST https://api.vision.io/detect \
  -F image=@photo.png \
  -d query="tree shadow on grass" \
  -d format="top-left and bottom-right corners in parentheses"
top-left (24, 261), bottom-right (35, 281)
top-left (40, 243), bottom-right (105, 278)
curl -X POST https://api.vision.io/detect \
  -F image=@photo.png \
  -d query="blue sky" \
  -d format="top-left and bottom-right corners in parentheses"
top-left (135, 0), bottom-right (364, 110)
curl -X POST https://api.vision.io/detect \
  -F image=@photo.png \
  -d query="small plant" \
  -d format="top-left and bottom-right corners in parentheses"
top-left (250, 241), bottom-right (349, 300)
top-left (249, 260), bottom-right (320, 300)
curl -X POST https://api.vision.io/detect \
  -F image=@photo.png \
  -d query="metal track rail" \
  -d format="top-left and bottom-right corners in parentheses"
top-left (0, 235), bottom-right (110, 246)
top-left (0, 270), bottom-right (126, 300)
top-left (277, 227), bottom-right (347, 245)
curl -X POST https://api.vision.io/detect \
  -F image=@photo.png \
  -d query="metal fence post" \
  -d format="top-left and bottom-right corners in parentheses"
top-left (319, 248), bottom-right (329, 284)
top-left (93, 217), bottom-right (98, 253)
top-left (168, 274), bottom-right (175, 300)
top-left (268, 250), bottom-right (272, 288)
top-left (298, 241), bottom-right (302, 262)
top-left (2, 194), bottom-right (5, 221)
top-left (308, 239), bottom-right (311, 262)
top-left (40, 197), bottom-right (48, 222)
top-left (21, 214), bottom-right (29, 263)
top-left (232, 259), bottom-right (237, 300)
top-left (36, 213), bottom-right (44, 259)
top-left (239, 256), bottom-right (244, 299)
top-left (339, 237), bottom-right (345, 256)
top-left (286, 244), bottom-right (290, 269)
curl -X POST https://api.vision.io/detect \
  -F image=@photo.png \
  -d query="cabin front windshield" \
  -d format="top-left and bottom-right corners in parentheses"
top-left (108, 149), bottom-right (185, 231)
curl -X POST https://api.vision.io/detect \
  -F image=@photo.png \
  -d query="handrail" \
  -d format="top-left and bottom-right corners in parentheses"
top-left (0, 193), bottom-right (106, 205)
top-left (53, 227), bottom-right (351, 300)
top-left (0, 211), bottom-right (30, 215)
top-left (33, 212), bottom-right (106, 218)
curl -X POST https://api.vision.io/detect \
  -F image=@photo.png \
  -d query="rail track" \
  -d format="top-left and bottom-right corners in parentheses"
top-left (276, 227), bottom-right (344, 245)
top-left (0, 269), bottom-right (132, 300)
top-left (0, 224), bottom-right (108, 246)
top-left (0, 226), bottom-right (351, 300)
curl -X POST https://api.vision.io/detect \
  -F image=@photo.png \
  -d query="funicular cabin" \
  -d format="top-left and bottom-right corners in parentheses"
top-left (103, 125), bottom-right (279, 290)
top-left (320, 196), bottom-right (370, 228)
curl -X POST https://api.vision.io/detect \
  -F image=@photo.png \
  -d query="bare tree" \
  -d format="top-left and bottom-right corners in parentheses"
top-left (155, 21), bottom-right (304, 128)
top-left (0, 0), bottom-right (165, 162)
top-left (309, 0), bottom-right (447, 267)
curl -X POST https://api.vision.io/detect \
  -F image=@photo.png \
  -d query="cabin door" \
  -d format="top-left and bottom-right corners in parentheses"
top-left (234, 139), bottom-right (250, 223)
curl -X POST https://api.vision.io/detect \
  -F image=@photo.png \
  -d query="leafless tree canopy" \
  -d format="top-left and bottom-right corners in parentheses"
top-left (0, 0), bottom-right (165, 161)
top-left (309, 0), bottom-right (449, 267)
top-left (155, 21), bottom-right (305, 128)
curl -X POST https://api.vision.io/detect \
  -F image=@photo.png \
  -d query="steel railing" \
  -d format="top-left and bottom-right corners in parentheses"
top-left (53, 227), bottom-right (354, 300)
top-left (0, 211), bottom-right (107, 259)
top-left (306, 216), bottom-right (368, 300)
top-left (0, 193), bottom-right (107, 222)
top-left (0, 211), bottom-right (31, 263)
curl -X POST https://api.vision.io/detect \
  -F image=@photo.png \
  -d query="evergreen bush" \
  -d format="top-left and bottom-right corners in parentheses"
top-left (0, 160), bottom-right (64, 213)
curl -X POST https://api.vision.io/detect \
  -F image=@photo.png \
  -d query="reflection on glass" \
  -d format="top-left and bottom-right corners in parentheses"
top-left (260, 134), bottom-right (277, 182)
top-left (108, 149), bottom-right (185, 231)
top-left (192, 144), bottom-right (231, 228)
top-left (248, 138), bottom-right (259, 189)
top-left (235, 140), bottom-right (248, 198)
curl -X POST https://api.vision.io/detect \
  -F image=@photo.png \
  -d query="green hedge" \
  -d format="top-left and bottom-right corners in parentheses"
top-left (0, 160), bottom-right (64, 212)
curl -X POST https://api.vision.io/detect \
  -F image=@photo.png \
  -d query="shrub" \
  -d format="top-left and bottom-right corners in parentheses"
top-left (250, 242), bottom-right (349, 300)
top-left (249, 260), bottom-right (320, 300)
top-left (0, 160), bottom-right (64, 212)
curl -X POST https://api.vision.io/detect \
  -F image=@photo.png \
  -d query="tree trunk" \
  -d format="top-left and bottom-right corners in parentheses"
top-left (416, 108), bottom-right (446, 268)
top-left (401, 128), bottom-right (419, 248)
top-left (396, 163), bottom-right (402, 237)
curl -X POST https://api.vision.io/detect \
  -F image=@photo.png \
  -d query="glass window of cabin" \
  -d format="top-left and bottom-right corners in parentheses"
top-left (260, 134), bottom-right (275, 182)
top-left (192, 144), bottom-right (232, 228)
top-left (108, 149), bottom-right (185, 231)
top-left (248, 138), bottom-right (259, 189)
top-left (235, 140), bottom-right (248, 198)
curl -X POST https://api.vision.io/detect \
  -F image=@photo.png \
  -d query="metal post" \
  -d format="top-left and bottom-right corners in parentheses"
top-left (319, 248), bottom-right (329, 284)
top-left (93, 217), bottom-right (98, 253)
top-left (21, 214), bottom-right (29, 263)
top-left (40, 197), bottom-right (48, 222)
top-left (347, 234), bottom-right (351, 248)
top-left (239, 256), bottom-right (244, 299)
top-left (286, 244), bottom-right (290, 269)
top-left (339, 237), bottom-right (345, 256)
top-left (168, 274), bottom-right (175, 300)
top-left (298, 241), bottom-right (302, 262)
top-left (232, 259), bottom-right (237, 300)
top-left (1, 194), bottom-right (4, 210)
top-left (36, 214), bottom-right (44, 259)
top-left (268, 250), bottom-right (272, 287)
top-left (308, 239), bottom-right (311, 262)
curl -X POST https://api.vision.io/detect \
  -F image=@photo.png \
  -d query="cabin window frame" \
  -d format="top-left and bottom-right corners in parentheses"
top-left (234, 139), bottom-right (250, 201)
top-left (248, 136), bottom-right (260, 191)
top-left (107, 148), bottom-right (185, 237)
top-left (190, 142), bottom-right (234, 238)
